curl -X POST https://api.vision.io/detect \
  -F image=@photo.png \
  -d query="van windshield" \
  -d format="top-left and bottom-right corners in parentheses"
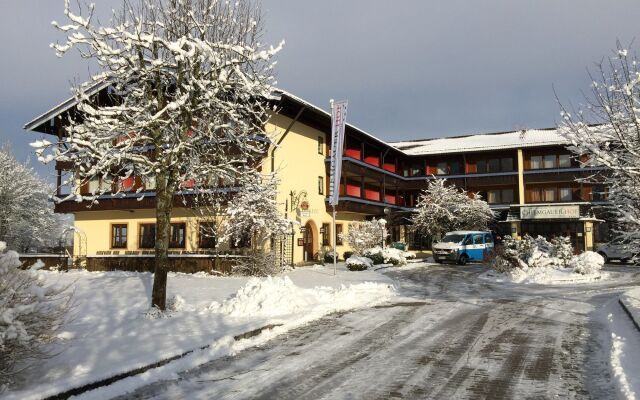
top-left (441, 234), bottom-right (465, 244)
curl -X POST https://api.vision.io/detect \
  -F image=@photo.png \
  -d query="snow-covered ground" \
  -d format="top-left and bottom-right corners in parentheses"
top-left (3, 264), bottom-right (398, 400)
top-left (479, 266), bottom-right (609, 285)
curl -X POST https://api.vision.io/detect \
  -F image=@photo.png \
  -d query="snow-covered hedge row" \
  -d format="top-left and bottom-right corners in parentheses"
top-left (0, 242), bottom-right (70, 390)
top-left (347, 247), bottom-right (415, 271)
top-left (490, 235), bottom-right (604, 275)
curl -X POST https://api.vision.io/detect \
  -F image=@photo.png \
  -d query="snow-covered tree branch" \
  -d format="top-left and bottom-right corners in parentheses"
top-left (0, 147), bottom-right (64, 253)
top-left (559, 43), bottom-right (640, 255)
top-left (411, 178), bottom-right (494, 237)
top-left (34, 0), bottom-right (283, 309)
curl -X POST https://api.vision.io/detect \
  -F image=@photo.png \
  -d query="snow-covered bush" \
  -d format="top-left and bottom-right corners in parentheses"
top-left (363, 247), bottom-right (384, 265)
top-left (322, 250), bottom-right (338, 264)
top-left (550, 236), bottom-right (574, 267)
top-left (340, 219), bottom-right (387, 255)
top-left (0, 242), bottom-right (70, 389)
top-left (382, 248), bottom-right (407, 266)
top-left (403, 251), bottom-right (417, 260)
top-left (362, 247), bottom-right (408, 266)
top-left (490, 235), bottom-right (574, 272)
top-left (345, 256), bottom-right (373, 271)
top-left (570, 251), bottom-right (604, 275)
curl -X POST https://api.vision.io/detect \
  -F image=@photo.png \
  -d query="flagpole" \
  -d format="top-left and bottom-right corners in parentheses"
top-left (330, 99), bottom-right (337, 276)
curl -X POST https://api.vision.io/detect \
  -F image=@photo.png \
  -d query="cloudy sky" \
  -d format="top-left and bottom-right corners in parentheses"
top-left (1, 0), bottom-right (639, 180)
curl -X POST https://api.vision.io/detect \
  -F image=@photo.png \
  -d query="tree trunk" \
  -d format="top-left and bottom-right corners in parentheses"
top-left (151, 169), bottom-right (174, 310)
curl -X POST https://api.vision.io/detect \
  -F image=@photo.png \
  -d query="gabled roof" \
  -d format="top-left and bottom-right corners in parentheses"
top-left (389, 128), bottom-right (568, 155)
top-left (23, 80), bottom-right (112, 133)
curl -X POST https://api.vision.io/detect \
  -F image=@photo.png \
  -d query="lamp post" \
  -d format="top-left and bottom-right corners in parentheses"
top-left (382, 207), bottom-right (391, 248)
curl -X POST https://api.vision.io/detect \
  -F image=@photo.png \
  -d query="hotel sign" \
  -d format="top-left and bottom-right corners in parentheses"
top-left (520, 205), bottom-right (580, 220)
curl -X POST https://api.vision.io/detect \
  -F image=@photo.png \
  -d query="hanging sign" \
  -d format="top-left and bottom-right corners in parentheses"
top-left (328, 100), bottom-right (348, 206)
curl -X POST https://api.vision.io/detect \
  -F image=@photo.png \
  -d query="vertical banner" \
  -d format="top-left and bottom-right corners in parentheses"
top-left (329, 100), bottom-right (348, 206)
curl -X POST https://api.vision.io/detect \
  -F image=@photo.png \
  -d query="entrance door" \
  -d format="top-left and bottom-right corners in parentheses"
top-left (303, 223), bottom-right (315, 261)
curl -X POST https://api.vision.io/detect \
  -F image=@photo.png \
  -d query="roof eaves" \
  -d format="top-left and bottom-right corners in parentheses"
top-left (23, 80), bottom-right (111, 132)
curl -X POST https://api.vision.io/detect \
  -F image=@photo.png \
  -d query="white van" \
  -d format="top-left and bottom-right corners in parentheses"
top-left (432, 231), bottom-right (495, 265)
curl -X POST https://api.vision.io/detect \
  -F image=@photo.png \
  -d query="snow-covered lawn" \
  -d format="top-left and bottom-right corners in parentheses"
top-left (480, 266), bottom-right (609, 285)
top-left (3, 264), bottom-right (397, 400)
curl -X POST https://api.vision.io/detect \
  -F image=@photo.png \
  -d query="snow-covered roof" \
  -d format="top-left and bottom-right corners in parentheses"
top-left (389, 128), bottom-right (569, 155)
top-left (23, 80), bottom-right (112, 132)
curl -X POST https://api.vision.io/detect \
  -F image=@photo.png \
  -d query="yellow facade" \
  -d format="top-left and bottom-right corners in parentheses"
top-left (71, 113), bottom-right (364, 264)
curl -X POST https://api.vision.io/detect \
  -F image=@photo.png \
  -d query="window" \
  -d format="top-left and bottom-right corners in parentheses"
top-left (139, 223), bottom-right (156, 249)
top-left (485, 234), bottom-right (494, 244)
top-left (530, 156), bottom-right (542, 169)
top-left (170, 223), bottom-right (186, 248)
top-left (336, 224), bottom-right (344, 245)
top-left (558, 154), bottom-right (571, 168)
top-left (111, 224), bottom-right (127, 248)
top-left (488, 190), bottom-right (500, 204)
top-left (527, 188), bottom-right (541, 202)
top-left (318, 136), bottom-right (324, 155)
top-left (476, 160), bottom-right (487, 174)
top-left (318, 176), bottom-right (324, 195)
top-left (543, 155), bottom-right (556, 169)
top-left (436, 162), bottom-right (447, 175)
top-left (559, 188), bottom-right (572, 201)
top-left (99, 175), bottom-right (113, 193)
top-left (473, 234), bottom-right (484, 245)
top-left (411, 163), bottom-right (423, 176)
top-left (449, 161), bottom-right (462, 174)
top-left (501, 158), bottom-right (514, 171)
top-left (488, 159), bottom-right (501, 173)
top-left (501, 189), bottom-right (514, 204)
top-left (88, 177), bottom-right (100, 194)
top-left (198, 222), bottom-right (217, 249)
top-left (322, 223), bottom-right (330, 246)
top-left (543, 187), bottom-right (555, 202)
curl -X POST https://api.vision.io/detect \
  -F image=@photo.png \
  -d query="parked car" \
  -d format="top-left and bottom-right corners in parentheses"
top-left (432, 231), bottom-right (495, 265)
top-left (596, 241), bottom-right (637, 264)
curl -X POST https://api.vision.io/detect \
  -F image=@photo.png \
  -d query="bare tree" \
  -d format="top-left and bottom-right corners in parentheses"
top-left (559, 43), bottom-right (640, 255)
top-left (33, 0), bottom-right (282, 309)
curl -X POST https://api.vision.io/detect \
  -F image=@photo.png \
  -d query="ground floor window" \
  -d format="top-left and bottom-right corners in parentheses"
top-left (322, 223), bottom-right (330, 246)
top-left (198, 222), bottom-right (217, 249)
top-left (336, 224), bottom-right (344, 245)
top-left (111, 224), bottom-right (127, 248)
top-left (139, 223), bottom-right (156, 249)
top-left (170, 223), bottom-right (186, 248)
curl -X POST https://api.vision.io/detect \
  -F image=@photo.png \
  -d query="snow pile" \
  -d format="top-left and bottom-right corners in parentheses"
top-left (346, 256), bottom-right (373, 271)
top-left (620, 287), bottom-right (640, 331)
top-left (208, 276), bottom-right (395, 318)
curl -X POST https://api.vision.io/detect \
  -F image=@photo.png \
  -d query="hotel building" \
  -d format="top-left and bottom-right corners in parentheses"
top-left (24, 87), bottom-right (608, 270)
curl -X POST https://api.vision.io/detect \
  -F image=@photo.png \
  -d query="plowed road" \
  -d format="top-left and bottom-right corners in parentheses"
top-left (120, 264), bottom-right (640, 400)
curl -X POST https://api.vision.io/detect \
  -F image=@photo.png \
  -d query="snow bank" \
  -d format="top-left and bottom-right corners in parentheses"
top-left (482, 264), bottom-right (608, 285)
top-left (208, 276), bottom-right (394, 318)
top-left (620, 287), bottom-right (640, 331)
